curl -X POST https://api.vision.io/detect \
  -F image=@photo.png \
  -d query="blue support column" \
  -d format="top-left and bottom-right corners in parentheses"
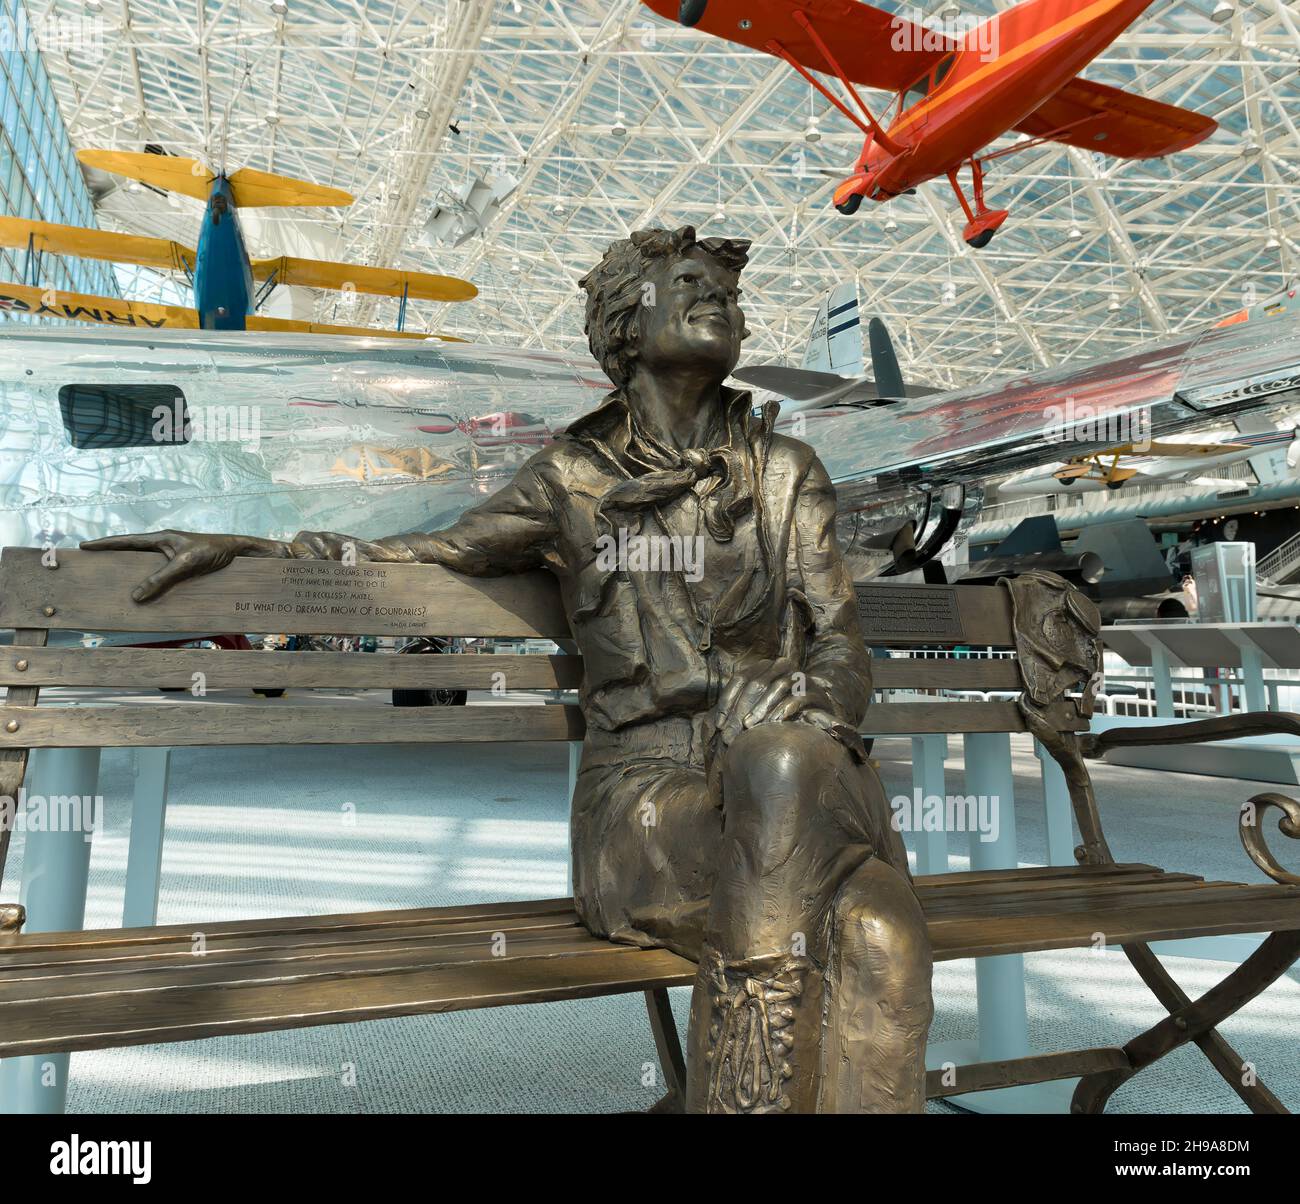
top-left (122, 748), bottom-right (172, 928)
top-left (965, 732), bottom-right (1027, 1060)
top-left (0, 746), bottom-right (102, 1114)
top-left (1239, 646), bottom-right (1267, 714)
top-left (1033, 740), bottom-right (1076, 867)
top-left (932, 732), bottom-right (1075, 1113)
top-left (910, 734), bottom-right (949, 875)
top-left (1149, 644), bottom-right (1175, 718)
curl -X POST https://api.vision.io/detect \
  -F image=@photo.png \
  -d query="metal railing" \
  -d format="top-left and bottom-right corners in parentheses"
top-left (1259, 529), bottom-right (1300, 582)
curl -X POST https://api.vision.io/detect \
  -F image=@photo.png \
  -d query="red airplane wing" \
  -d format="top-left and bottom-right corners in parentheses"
top-left (1014, 77), bottom-right (1217, 159)
top-left (640, 0), bottom-right (953, 93)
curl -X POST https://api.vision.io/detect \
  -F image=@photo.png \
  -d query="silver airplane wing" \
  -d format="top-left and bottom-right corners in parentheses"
top-left (812, 312), bottom-right (1300, 497)
top-left (0, 325), bottom-right (610, 549)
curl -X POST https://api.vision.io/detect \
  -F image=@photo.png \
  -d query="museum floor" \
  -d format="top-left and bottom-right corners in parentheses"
top-left (3, 706), bottom-right (1296, 1115)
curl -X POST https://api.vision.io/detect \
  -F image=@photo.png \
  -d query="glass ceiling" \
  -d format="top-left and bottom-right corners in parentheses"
top-left (24, 0), bottom-right (1300, 387)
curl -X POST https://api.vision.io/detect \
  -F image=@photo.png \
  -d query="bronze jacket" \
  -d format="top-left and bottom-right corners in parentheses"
top-left (377, 387), bottom-right (872, 737)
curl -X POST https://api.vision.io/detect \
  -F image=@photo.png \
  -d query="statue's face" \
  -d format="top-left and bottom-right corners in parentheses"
top-left (635, 247), bottom-right (745, 384)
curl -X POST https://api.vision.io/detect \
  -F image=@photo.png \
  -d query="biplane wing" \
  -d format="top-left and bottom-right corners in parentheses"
top-left (640, 0), bottom-right (952, 92)
top-left (0, 283), bottom-right (466, 340)
top-left (250, 257), bottom-right (477, 303)
top-left (1143, 439), bottom-right (1249, 457)
top-left (1014, 77), bottom-right (1217, 158)
top-left (77, 150), bottom-right (354, 208)
top-left (0, 217), bottom-right (196, 275)
top-left (245, 314), bottom-right (464, 342)
top-left (0, 281), bottom-right (198, 329)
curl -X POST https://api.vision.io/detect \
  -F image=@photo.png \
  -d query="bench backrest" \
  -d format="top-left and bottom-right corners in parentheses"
top-left (0, 547), bottom-right (1084, 809)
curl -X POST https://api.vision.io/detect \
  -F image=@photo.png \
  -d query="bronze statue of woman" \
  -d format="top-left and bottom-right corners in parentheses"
top-left (87, 226), bottom-right (934, 1113)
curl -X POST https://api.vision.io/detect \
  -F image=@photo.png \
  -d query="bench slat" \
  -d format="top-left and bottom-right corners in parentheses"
top-left (0, 703), bottom-right (586, 747)
top-left (0, 897), bottom-right (579, 957)
top-left (0, 927), bottom-right (635, 1003)
top-left (928, 895), bottom-right (1300, 961)
top-left (923, 880), bottom-right (1293, 918)
top-left (871, 658), bottom-right (1022, 691)
top-left (0, 647), bottom-right (583, 691)
top-left (864, 699), bottom-right (1085, 735)
top-left (0, 915), bottom-right (588, 974)
top-left (0, 945), bottom-right (698, 1058)
top-left (4, 871), bottom-right (1299, 1058)
top-left (914, 862), bottom-right (1166, 889)
top-left (0, 548), bottom-right (572, 639)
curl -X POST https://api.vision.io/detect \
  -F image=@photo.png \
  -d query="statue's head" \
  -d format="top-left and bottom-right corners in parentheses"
top-left (579, 225), bottom-right (750, 391)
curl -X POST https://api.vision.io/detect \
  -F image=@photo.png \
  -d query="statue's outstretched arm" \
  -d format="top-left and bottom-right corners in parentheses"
top-left (84, 460), bottom-right (560, 600)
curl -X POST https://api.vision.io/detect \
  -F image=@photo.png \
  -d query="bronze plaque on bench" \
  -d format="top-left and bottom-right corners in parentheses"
top-left (0, 547), bottom-right (570, 639)
top-left (855, 583), bottom-right (966, 643)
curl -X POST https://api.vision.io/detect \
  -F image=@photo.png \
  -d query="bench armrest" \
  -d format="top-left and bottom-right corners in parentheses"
top-left (1239, 794), bottom-right (1300, 887)
top-left (1081, 711), bottom-right (1300, 759)
top-left (1080, 712), bottom-right (1300, 887)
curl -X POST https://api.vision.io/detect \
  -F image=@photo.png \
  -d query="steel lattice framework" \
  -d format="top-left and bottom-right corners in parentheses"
top-left (26, 0), bottom-right (1300, 387)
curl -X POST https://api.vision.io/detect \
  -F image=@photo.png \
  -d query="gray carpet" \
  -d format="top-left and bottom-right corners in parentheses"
top-left (2, 724), bottom-right (1296, 1114)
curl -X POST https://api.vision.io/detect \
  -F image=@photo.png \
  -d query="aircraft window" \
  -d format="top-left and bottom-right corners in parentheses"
top-left (57, 384), bottom-right (190, 449)
top-left (932, 54), bottom-right (955, 90)
top-left (904, 77), bottom-right (928, 107)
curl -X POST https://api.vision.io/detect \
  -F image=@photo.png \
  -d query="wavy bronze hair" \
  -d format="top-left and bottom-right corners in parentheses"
top-left (578, 225), bottom-right (750, 388)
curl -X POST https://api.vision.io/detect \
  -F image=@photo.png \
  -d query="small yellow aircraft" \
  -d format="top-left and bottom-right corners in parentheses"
top-left (0, 149), bottom-right (476, 339)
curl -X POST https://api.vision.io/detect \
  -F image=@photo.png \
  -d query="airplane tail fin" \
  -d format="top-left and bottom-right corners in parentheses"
top-left (77, 150), bottom-right (215, 202)
top-left (801, 282), bottom-right (864, 375)
top-left (77, 150), bottom-right (354, 209)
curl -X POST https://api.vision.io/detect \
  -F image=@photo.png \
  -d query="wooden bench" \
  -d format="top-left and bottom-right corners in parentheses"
top-left (1, 547), bottom-right (1298, 1113)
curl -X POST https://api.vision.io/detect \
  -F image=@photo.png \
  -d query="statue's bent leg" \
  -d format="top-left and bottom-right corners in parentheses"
top-left (685, 722), bottom-right (932, 1113)
top-left (820, 857), bottom-right (933, 1113)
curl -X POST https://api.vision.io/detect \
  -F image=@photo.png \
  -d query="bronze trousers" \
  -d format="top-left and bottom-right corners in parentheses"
top-left (571, 714), bottom-right (933, 1113)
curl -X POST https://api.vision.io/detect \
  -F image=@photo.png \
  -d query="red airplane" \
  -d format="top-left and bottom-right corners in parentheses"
top-left (646, 0), bottom-right (1217, 247)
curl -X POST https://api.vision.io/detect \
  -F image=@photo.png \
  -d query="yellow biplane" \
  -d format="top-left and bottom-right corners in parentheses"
top-left (0, 150), bottom-right (476, 339)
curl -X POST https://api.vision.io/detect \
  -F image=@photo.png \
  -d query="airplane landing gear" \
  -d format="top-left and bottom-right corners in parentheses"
top-left (948, 160), bottom-right (1008, 248)
top-left (679, 0), bottom-right (709, 26)
top-left (835, 193), bottom-right (862, 215)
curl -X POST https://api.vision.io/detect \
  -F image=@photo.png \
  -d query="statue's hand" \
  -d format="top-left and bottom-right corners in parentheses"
top-left (713, 657), bottom-right (838, 748)
top-left (81, 531), bottom-right (250, 602)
